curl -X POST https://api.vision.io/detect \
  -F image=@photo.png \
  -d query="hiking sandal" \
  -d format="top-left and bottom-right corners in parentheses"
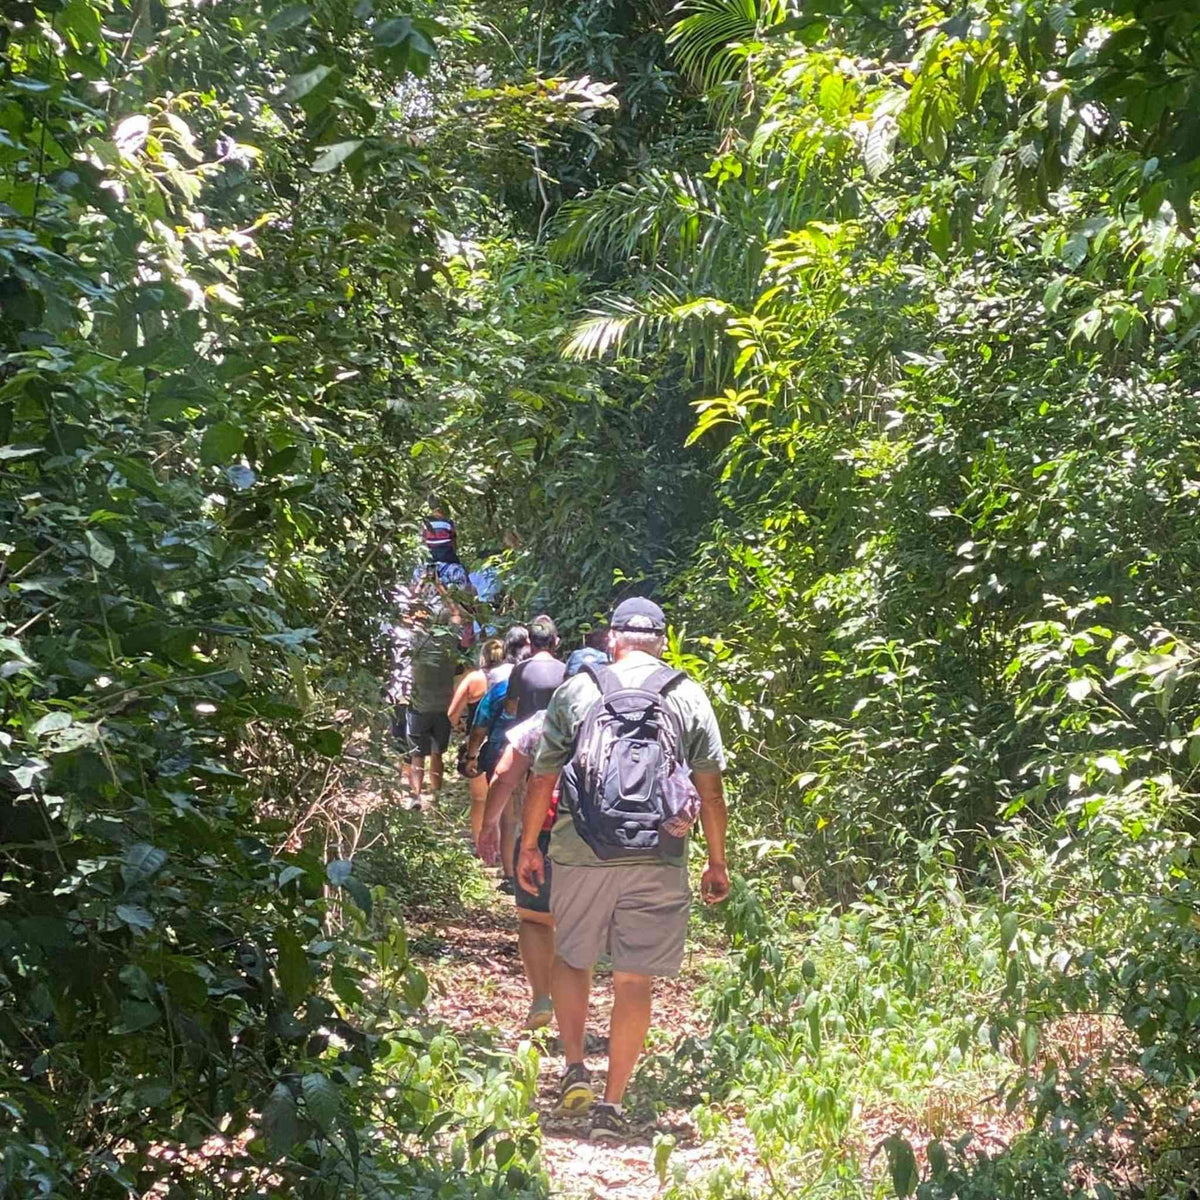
top-left (588, 1102), bottom-right (631, 1142)
top-left (556, 1062), bottom-right (594, 1114)
top-left (524, 994), bottom-right (553, 1031)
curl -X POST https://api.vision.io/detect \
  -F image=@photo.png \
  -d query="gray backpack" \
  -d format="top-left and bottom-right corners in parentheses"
top-left (560, 664), bottom-right (688, 859)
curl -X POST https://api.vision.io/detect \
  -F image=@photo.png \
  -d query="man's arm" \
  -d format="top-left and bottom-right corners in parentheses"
top-left (476, 745), bottom-right (529, 864)
top-left (502, 662), bottom-right (523, 718)
top-left (516, 771), bottom-right (556, 890)
top-left (447, 670), bottom-right (476, 727)
top-left (517, 682), bottom-right (582, 891)
top-left (693, 769), bottom-right (730, 903)
top-left (464, 720), bottom-right (488, 775)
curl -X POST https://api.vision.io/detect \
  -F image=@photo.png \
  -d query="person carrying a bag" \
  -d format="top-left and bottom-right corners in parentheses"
top-left (517, 597), bottom-right (730, 1142)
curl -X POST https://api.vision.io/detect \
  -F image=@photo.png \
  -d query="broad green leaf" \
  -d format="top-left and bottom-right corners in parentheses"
top-left (0, 445), bottom-right (45, 460)
top-left (282, 64), bottom-right (333, 102)
top-left (200, 421), bottom-right (245, 466)
top-left (278, 864), bottom-right (307, 888)
top-left (311, 140), bottom-right (363, 173)
top-left (300, 1072), bottom-right (338, 1130)
top-left (373, 16), bottom-right (414, 47)
top-left (331, 962), bottom-right (364, 1007)
top-left (653, 1133), bottom-right (676, 1184)
top-left (275, 927), bottom-right (309, 1007)
top-left (310, 728), bottom-right (343, 757)
top-left (404, 967), bottom-right (428, 1007)
top-left (928, 210), bottom-right (951, 261)
top-left (884, 1135), bottom-right (918, 1197)
top-left (1061, 231), bottom-right (1089, 268)
top-left (266, 3), bottom-right (312, 34)
top-left (119, 999), bottom-right (161, 1032)
top-left (1000, 911), bottom-right (1019, 953)
top-left (29, 710), bottom-right (72, 738)
top-left (121, 843), bottom-right (168, 889)
top-left (262, 1084), bottom-right (301, 1157)
top-left (864, 116), bottom-right (896, 180)
top-left (343, 877), bottom-right (372, 919)
top-left (1020, 1021), bottom-right (1039, 1063)
top-left (927, 1140), bottom-right (949, 1179)
top-left (86, 530), bottom-right (116, 569)
top-left (264, 445), bottom-right (303, 475)
top-left (1070, 307), bottom-right (1103, 344)
top-left (116, 904), bottom-right (155, 931)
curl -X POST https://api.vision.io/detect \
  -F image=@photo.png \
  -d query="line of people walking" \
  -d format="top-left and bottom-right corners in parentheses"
top-left (387, 504), bottom-right (731, 1143)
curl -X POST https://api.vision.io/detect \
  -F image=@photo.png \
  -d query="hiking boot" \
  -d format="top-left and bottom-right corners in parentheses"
top-left (588, 1102), bottom-right (631, 1142)
top-left (557, 1062), bottom-right (593, 1114)
top-left (524, 994), bottom-right (553, 1031)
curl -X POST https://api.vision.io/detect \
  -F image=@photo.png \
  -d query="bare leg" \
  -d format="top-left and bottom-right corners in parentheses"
top-left (499, 795), bottom-right (517, 879)
top-left (408, 753), bottom-right (425, 799)
top-left (605, 971), bottom-right (652, 1105)
top-left (429, 749), bottom-right (444, 797)
top-left (467, 773), bottom-right (488, 841)
top-left (552, 956), bottom-right (591, 1065)
top-left (518, 911), bottom-right (555, 1000)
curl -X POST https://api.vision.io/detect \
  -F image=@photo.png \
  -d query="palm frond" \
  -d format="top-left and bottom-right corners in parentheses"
top-left (563, 284), bottom-right (740, 386)
top-left (551, 169), bottom-right (766, 298)
top-left (667, 0), bottom-right (787, 119)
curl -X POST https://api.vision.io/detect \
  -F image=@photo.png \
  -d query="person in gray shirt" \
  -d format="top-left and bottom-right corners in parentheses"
top-left (518, 597), bottom-right (730, 1141)
top-left (405, 611), bottom-right (460, 809)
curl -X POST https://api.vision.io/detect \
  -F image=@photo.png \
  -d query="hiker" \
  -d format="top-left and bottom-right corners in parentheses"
top-left (404, 602), bottom-right (461, 810)
top-left (476, 709), bottom-right (557, 1029)
top-left (476, 647), bottom-right (598, 1031)
top-left (469, 553), bottom-right (503, 639)
top-left (447, 637), bottom-right (506, 840)
top-left (382, 587), bottom-right (415, 753)
top-left (565, 626), bottom-right (609, 678)
top-left (518, 596), bottom-right (729, 1141)
top-left (503, 614), bottom-right (566, 721)
top-left (421, 494), bottom-right (466, 576)
top-left (464, 624), bottom-right (531, 889)
top-left (413, 495), bottom-right (475, 647)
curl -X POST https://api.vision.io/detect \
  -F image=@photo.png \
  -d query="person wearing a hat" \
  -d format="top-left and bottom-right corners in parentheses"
top-left (517, 596), bottom-right (729, 1141)
top-left (503, 614), bottom-right (566, 721)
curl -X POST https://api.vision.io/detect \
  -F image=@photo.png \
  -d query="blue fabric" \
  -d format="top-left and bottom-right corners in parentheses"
top-left (410, 561), bottom-right (470, 590)
top-left (473, 680), bottom-right (508, 729)
top-left (566, 647), bottom-right (609, 678)
top-left (473, 679), bottom-right (515, 773)
top-left (469, 568), bottom-right (500, 603)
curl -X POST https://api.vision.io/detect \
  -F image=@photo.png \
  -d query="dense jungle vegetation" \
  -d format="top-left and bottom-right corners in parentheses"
top-left (2, 0), bottom-right (1200, 1194)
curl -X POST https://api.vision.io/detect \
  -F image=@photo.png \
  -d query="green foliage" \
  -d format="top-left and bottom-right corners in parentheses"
top-left (0, 0), bottom-right (701, 1191)
top-left (548, 0), bottom-right (1200, 1194)
top-left (7, 0), bottom-right (1200, 1192)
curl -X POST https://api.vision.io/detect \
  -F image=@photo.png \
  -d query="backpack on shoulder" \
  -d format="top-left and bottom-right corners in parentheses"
top-left (560, 664), bottom-right (691, 859)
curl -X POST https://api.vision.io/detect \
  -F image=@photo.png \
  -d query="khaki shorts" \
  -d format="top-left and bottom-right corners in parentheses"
top-left (550, 862), bottom-right (690, 977)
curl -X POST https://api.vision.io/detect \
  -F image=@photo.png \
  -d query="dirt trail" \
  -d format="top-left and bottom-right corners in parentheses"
top-left (409, 808), bottom-right (765, 1199)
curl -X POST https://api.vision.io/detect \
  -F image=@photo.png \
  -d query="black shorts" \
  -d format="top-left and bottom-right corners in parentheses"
top-left (391, 703), bottom-right (410, 749)
top-left (514, 830), bottom-right (552, 914)
top-left (406, 709), bottom-right (451, 756)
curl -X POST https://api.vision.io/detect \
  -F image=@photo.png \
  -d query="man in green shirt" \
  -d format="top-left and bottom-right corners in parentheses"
top-left (405, 614), bottom-right (459, 809)
top-left (518, 597), bottom-right (730, 1142)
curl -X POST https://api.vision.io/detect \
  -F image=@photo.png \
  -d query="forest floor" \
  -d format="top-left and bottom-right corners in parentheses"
top-left (403, 782), bottom-right (770, 1200)
top-left (399, 781), bottom-right (1028, 1200)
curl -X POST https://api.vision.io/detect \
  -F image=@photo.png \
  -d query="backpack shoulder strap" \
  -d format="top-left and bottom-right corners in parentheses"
top-left (582, 663), bottom-right (621, 697)
top-left (643, 666), bottom-right (687, 696)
